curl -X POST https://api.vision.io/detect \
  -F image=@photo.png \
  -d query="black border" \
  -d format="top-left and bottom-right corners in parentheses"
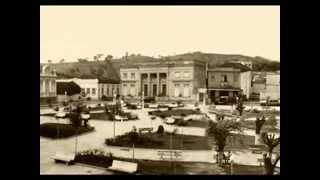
top-left (20, 0), bottom-right (291, 178)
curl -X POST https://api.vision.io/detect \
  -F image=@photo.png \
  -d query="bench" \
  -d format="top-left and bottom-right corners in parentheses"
top-left (52, 152), bottom-right (75, 165)
top-left (157, 150), bottom-right (182, 160)
top-left (139, 127), bottom-right (153, 134)
top-left (108, 160), bottom-right (138, 174)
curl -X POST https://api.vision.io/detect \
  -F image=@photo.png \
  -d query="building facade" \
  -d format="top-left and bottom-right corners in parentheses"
top-left (98, 79), bottom-right (121, 99)
top-left (56, 78), bottom-right (99, 100)
top-left (120, 60), bottom-right (206, 101)
top-left (260, 72), bottom-right (280, 100)
top-left (40, 64), bottom-right (57, 105)
top-left (207, 66), bottom-right (252, 103)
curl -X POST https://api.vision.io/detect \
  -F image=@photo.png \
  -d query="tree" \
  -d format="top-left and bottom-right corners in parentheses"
top-left (77, 58), bottom-right (88, 63)
top-left (59, 59), bottom-right (65, 63)
top-left (261, 132), bottom-right (280, 175)
top-left (105, 55), bottom-right (113, 61)
top-left (207, 118), bottom-right (242, 166)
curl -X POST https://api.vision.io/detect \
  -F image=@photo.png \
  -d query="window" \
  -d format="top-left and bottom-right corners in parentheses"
top-left (117, 87), bottom-right (119, 95)
top-left (87, 88), bottom-right (90, 94)
top-left (183, 71), bottom-right (190, 78)
top-left (130, 84), bottom-right (135, 95)
top-left (174, 72), bottom-right (180, 78)
top-left (211, 75), bottom-right (215, 80)
top-left (174, 84), bottom-right (180, 97)
top-left (92, 88), bottom-right (96, 95)
top-left (222, 75), bottom-right (228, 82)
top-left (131, 73), bottom-right (135, 79)
top-left (107, 87), bottom-right (109, 96)
top-left (101, 88), bottom-right (104, 95)
top-left (123, 73), bottom-right (128, 79)
top-left (183, 84), bottom-right (190, 97)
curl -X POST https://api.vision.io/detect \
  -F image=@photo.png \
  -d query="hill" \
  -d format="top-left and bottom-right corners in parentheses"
top-left (46, 52), bottom-right (279, 80)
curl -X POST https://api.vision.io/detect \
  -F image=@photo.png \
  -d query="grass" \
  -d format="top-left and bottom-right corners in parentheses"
top-left (208, 133), bottom-right (256, 150)
top-left (106, 132), bottom-right (211, 150)
top-left (74, 152), bottom-right (226, 175)
top-left (40, 123), bottom-right (94, 139)
top-left (184, 120), bottom-right (208, 128)
top-left (240, 120), bottom-right (280, 133)
top-left (230, 164), bottom-right (265, 175)
top-left (90, 112), bottom-right (113, 121)
top-left (149, 109), bottom-right (201, 118)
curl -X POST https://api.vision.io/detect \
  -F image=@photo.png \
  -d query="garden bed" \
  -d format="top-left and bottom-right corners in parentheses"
top-left (105, 132), bottom-right (211, 150)
top-left (40, 123), bottom-right (94, 138)
top-left (149, 109), bottom-right (201, 118)
top-left (74, 150), bottom-right (226, 175)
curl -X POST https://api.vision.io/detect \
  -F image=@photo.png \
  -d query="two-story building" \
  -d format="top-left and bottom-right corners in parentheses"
top-left (119, 59), bottom-right (206, 101)
top-left (207, 63), bottom-right (252, 103)
top-left (40, 64), bottom-right (57, 105)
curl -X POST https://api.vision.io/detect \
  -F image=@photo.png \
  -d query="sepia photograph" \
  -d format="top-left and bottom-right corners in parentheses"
top-left (40, 5), bottom-right (280, 175)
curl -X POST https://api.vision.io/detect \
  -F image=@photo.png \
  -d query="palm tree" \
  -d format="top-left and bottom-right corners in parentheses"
top-left (207, 118), bottom-right (242, 166)
top-left (261, 132), bottom-right (280, 175)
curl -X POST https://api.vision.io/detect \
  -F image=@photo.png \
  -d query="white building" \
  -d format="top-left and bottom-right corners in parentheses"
top-left (260, 72), bottom-right (280, 100)
top-left (56, 78), bottom-right (99, 100)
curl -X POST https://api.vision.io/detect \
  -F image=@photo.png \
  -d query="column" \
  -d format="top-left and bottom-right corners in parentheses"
top-left (147, 73), bottom-right (151, 97)
top-left (43, 79), bottom-right (46, 96)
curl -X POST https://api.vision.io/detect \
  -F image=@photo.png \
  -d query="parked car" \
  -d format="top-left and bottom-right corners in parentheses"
top-left (149, 103), bottom-right (159, 109)
top-left (165, 117), bottom-right (175, 124)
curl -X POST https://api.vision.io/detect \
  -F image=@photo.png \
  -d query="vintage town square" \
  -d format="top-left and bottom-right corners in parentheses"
top-left (40, 6), bottom-right (280, 175)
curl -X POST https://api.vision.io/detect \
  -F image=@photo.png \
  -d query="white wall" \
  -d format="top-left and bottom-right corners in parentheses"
top-left (260, 73), bottom-right (280, 100)
top-left (240, 71), bottom-right (252, 98)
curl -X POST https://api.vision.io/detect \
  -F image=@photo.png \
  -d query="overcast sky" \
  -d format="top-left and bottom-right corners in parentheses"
top-left (40, 6), bottom-right (280, 63)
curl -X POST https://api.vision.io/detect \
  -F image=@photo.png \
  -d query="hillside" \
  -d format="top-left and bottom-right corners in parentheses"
top-left (47, 52), bottom-right (279, 80)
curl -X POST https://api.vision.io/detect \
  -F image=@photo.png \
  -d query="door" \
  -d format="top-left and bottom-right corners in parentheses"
top-left (153, 84), bottom-right (157, 97)
top-left (144, 84), bottom-right (148, 96)
top-left (162, 84), bottom-right (167, 96)
top-left (174, 84), bottom-right (180, 97)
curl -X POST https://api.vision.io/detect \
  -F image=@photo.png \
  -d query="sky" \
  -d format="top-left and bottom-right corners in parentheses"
top-left (40, 6), bottom-right (280, 63)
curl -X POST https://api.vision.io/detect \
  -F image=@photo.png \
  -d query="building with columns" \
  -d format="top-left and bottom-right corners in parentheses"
top-left (40, 64), bottom-right (57, 105)
top-left (120, 59), bottom-right (206, 101)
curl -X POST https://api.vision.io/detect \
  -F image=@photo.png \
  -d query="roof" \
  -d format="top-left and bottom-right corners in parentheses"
top-left (216, 63), bottom-right (251, 72)
top-left (98, 78), bottom-right (120, 84)
top-left (56, 81), bottom-right (81, 95)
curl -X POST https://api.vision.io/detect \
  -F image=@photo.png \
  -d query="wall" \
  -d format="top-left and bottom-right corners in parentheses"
top-left (207, 69), bottom-right (241, 89)
top-left (168, 66), bottom-right (194, 99)
top-left (98, 83), bottom-right (121, 98)
top-left (240, 71), bottom-right (252, 98)
top-left (57, 94), bottom-right (81, 103)
top-left (260, 73), bottom-right (280, 100)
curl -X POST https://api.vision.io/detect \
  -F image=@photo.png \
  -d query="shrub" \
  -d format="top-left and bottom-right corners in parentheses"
top-left (101, 95), bottom-right (113, 101)
top-left (87, 97), bottom-right (91, 101)
top-left (62, 101), bottom-right (68, 106)
top-left (157, 125), bottom-right (165, 135)
top-left (54, 106), bottom-right (59, 111)
top-left (69, 99), bottom-right (74, 103)
top-left (168, 107), bottom-right (173, 111)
